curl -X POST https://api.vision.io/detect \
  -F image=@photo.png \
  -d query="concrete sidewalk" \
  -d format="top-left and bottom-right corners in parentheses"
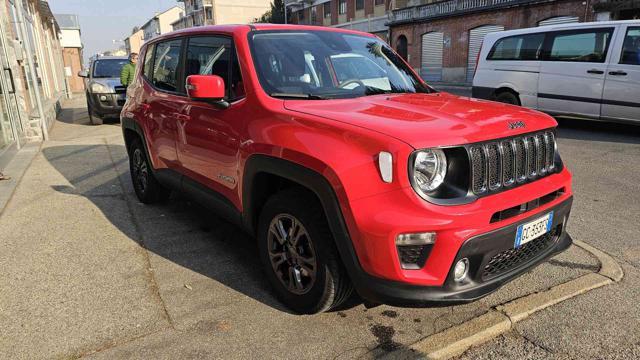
top-left (0, 97), bottom-right (601, 359)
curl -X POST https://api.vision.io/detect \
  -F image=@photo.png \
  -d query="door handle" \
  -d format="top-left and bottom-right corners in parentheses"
top-left (586, 69), bottom-right (604, 74)
top-left (608, 70), bottom-right (627, 76)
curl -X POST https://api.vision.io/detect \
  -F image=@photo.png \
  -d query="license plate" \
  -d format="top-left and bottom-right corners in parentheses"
top-left (515, 211), bottom-right (553, 248)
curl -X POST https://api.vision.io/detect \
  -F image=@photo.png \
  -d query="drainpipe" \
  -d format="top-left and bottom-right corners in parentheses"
top-left (15, 0), bottom-right (49, 141)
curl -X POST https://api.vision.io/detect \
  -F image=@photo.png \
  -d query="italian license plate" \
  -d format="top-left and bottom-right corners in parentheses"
top-left (515, 211), bottom-right (553, 248)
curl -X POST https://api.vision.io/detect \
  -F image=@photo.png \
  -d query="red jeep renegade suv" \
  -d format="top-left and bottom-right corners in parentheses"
top-left (121, 24), bottom-right (573, 314)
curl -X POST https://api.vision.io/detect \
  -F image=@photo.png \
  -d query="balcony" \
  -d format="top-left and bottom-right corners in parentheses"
top-left (388, 0), bottom-right (543, 24)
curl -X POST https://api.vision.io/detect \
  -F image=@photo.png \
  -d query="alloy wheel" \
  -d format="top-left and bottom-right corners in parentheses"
top-left (132, 148), bottom-right (149, 194)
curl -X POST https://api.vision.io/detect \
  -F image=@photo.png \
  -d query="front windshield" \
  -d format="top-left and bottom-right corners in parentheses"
top-left (92, 59), bottom-right (128, 78)
top-left (249, 31), bottom-right (432, 99)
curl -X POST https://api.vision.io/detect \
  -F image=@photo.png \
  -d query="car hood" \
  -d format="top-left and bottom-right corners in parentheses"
top-left (284, 92), bottom-right (557, 149)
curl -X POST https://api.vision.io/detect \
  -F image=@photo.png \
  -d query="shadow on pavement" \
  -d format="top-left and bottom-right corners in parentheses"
top-left (42, 144), bottom-right (292, 314)
top-left (56, 106), bottom-right (122, 126)
top-left (556, 117), bottom-right (640, 144)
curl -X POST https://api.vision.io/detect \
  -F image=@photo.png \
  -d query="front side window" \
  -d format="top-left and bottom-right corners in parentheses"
top-left (92, 59), bottom-right (128, 78)
top-left (548, 28), bottom-right (613, 63)
top-left (249, 31), bottom-right (432, 99)
top-left (488, 33), bottom-right (545, 61)
top-left (339, 0), bottom-right (347, 14)
top-left (620, 27), bottom-right (640, 65)
top-left (152, 39), bottom-right (183, 92)
top-left (185, 36), bottom-right (245, 100)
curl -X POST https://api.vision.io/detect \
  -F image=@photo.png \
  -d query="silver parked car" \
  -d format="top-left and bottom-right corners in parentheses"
top-left (472, 20), bottom-right (640, 124)
top-left (78, 56), bottom-right (129, 125)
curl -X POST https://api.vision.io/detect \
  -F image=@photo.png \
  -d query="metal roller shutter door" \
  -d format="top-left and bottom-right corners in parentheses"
top-left (421, 32), bottom-right (444, 82)
top-left (466, 25), bottom-right (504, 83)
top-left (538, 16), bottom-right (579, 26)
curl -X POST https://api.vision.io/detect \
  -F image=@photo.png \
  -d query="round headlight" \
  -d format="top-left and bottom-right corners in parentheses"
top-left (412, 149), bottom-right (447, 194)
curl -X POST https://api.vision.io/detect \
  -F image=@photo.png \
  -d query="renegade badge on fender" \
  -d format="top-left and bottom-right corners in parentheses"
top-left (122, 24), bottom-right (573, 314)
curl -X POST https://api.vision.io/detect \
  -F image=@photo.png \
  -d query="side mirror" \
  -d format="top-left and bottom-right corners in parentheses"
top-left (78, 70), bottom-right (88, 78)
top-left (186, 75), bottom-right (229, 109)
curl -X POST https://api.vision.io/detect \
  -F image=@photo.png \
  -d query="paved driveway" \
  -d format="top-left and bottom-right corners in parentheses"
top-left (0, 97), bottom-right (629, 359)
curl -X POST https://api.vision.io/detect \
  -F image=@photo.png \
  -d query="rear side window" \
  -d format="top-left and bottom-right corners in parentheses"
top-left (185, 36), bottom-right (245, 100)
top-left (143, 44), bottom-right (155, 79)
top-left (152, 39), bottom-right (183, 92)
top-left (620, 27), bottom-right (640, 65)
top-left (547, 28), bottom-right (613, 63)
top-left (487, 33), bottom-right (545, 61)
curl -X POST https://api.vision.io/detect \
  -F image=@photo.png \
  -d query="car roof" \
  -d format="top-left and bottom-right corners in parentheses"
top-left (149, 23), bottom-right (376, 44)
top-left (485, 19), bottom-right (640, 39)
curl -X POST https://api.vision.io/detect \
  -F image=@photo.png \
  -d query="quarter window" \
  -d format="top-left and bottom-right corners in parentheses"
top-left (184, 36), bottom-right (245, 100)
top-left (488, 34), bottom-right (545, 61)
top-left (143, 43), bottom-right (155, 79)
top-left (548, 28), bottom-right (613, 63)
top-left (620, 27), bottom-right (640, 65)
top-left (152, 39), bottom-right (183, 92)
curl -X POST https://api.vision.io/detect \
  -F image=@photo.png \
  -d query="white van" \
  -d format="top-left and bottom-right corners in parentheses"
top-left (472, 20), bottom-right (640, 124)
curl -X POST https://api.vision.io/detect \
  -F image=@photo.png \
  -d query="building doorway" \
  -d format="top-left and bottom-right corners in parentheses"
top-left (396, 35), bottom-right (408, 61)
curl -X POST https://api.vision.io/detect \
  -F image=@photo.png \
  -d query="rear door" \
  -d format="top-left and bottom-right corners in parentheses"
top-left (537, 26), bottom-right (616, 118)
top-left (601, 25), bottom-right (640, 122)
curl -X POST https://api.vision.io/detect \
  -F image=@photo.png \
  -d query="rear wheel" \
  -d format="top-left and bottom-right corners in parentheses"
top-left (129, 138), bottom-right (170, 204)
top-left (495, 91), bottom-right (520, 106)
top-left (258, 189), bottom-right (353, 314)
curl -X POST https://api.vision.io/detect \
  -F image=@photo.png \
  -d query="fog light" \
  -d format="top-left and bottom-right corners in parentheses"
top-left (454, 258), bottom-right (469, 282)
top-left (99, 95), bottom-right (107, 101)
top-left (396, 232), bottom-right (436, 246)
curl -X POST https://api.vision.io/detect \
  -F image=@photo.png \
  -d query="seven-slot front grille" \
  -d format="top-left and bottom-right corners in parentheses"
top-left (469, 131), bottom-right (556, 195)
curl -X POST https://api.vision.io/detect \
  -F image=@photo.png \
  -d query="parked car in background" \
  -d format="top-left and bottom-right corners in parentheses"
top-left (122, 24), bottom-right (574, 314)
top-left (78, 56), bottom-right (129, 125)
top-left (472, 20), bottom-right (640, 124)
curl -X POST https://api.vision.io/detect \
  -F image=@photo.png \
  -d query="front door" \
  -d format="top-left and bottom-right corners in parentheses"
top-left (537, 27), bottom-right (616, 119)
top-left (601, 25), bottom-right (640, 122)
top-left (177, 36), bottom-right (247, 207)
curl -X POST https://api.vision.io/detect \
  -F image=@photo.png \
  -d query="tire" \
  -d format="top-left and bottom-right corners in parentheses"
top-left (128, 138), bottom-right (171, 204)
top-left (86, 99), bottom-right (102, 125)
top-left (495, 91), bottom-right (521, 106)
top-left (258, 188), bottom-right (354, 314)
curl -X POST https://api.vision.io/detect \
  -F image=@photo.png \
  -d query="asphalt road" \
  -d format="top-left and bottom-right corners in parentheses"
top-left (0, 95), bottom-right (637, 359)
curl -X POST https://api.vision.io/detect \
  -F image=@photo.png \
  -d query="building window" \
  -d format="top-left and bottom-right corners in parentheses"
top-left (375, 0), bottom-right (384, 5)
top-left (311, 6), bottom-right (317, 23)
top-left (298, 9), bottom-right (305, 21)
top-left (339, 0), bottom-right (347, 15)
top-left (324, 2), bottom-right (331, 18)
top-left (356, 0), bottom-right (364, 11)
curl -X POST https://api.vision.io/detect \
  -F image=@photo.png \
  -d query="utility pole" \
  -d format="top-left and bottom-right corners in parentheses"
top-left (14, 0), bottom-right (49, 141)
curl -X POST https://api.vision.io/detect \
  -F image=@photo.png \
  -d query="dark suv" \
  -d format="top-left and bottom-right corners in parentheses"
top-left (79, 56), bottom-right (128, 125)
top-left (122, 24), bottom-right (573, 314)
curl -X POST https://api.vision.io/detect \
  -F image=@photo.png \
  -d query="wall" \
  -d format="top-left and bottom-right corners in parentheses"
top-left (59, 29), bottom-right (81, 48)
top-left (62, 48), bottom-right (84, 92)
top-left (389, 0), bottom-right (591, 82)
top-left (213, 0), bottom-right (271, 24)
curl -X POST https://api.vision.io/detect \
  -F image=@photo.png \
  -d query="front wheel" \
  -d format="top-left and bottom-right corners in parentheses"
top-left (258, 189), bottom-right (353, 314)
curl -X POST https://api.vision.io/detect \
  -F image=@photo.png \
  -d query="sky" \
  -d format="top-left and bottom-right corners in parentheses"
top-left (49, 0), bottom-right (179, 63)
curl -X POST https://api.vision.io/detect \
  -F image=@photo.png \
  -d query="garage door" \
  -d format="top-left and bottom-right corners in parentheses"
top-left (421, 32), bottom-right (444, 82)
top-left (538, 16), bottom-right (579, 26)
top-left (466, 25), bottom-right (504, 83)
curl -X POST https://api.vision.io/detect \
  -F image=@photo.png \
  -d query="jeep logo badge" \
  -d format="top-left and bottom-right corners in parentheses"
top-left (508, 121), bottom-right (526, 130)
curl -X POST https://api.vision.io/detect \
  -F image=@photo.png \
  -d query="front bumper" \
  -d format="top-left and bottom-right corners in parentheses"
top-left (352, 196), bottom-right (572, 306)
top-left (87, 92), bottom-right (125, 117)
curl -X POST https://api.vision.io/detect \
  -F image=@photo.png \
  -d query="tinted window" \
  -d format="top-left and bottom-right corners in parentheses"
top-left (152, 39), bottom-right (183, 92)
top-left (620, 27), bottom-right (640, 65)
top-left (488, 33), bottom-right (545, 60)
top-left (92, 59), bottom-right (128, 78)
top-left (185, 36), bottom-right (245, 100)
top-left (548, 29), bottom-right (613, 63)
top-left (143, 44), bottom-right (155, 79)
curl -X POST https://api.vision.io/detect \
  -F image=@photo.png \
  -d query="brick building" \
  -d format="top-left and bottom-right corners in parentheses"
top-left (55, 14), bottom-right (84, 93)
top-left (387, 0), bottom-right (640, 83)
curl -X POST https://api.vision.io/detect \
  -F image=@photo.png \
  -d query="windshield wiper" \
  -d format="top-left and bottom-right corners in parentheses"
top-left (270, 93), bottom-right (328, 100)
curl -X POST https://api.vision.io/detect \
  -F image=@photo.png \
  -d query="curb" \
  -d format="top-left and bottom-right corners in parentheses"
top-left (380, 241), bottom-right (623, 360)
